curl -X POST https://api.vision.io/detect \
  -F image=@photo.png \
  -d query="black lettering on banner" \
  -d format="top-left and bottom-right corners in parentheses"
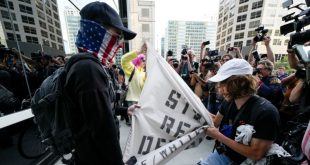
top-left (169, 144), bottom-right (177, 153)
top-left (193, 110), bottom-right (203, 122)
top-left (182, 102), bottom-right (189, 114)
top-left (155, 138), bottom-right (166, 149)
top-left (160, 149), bottom-right (168, 158)
top-left (160, 115), bottom-right (175, 134)
top-left (173, 121), bottom-right (191, 137)
top-left (138, 136), bottom-right (154, 155)
top-left (141, 160), bottom-right (147, 165)
top-left (165, 90), bottom-right (181, 109)
top-left (179, 139), bottom-right (184, 145)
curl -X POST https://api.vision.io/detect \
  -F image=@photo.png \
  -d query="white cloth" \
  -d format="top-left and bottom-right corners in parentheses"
top-left (122, 43), bottom-right (214, 164)
top-left (236, 125), bottom-right (291, 165)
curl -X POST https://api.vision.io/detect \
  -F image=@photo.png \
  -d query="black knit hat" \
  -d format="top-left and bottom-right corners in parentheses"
top-left (80, 1), bottom-right (137, 40)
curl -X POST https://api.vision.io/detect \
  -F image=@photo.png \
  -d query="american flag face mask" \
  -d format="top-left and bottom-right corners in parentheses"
top-left (75, 19), bottom-right (124, 65)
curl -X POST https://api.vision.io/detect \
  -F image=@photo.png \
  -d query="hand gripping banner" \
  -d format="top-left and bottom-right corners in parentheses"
top-left (123, 43), bottom-right (214, 164)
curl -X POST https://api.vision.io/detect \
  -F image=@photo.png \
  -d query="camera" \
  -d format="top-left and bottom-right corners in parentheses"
top-left (208, 50), bottom-right (219, 57)
top-left (295, 69), bottom-right (306, 79)
top-left (293, 44), bottom-right (310, 63)
top-left (181, 55), bottom-right (188, 61)
top-left (253, 25), bottom-right (268, 42)
top-left (253, 68), bottom-right (261, 75)
top-left (252, 50), bottom-right (260, 64)
top-left (227, 47), bottom-right (234, 52)
top-left (202, 41), bottom-right (210, 45)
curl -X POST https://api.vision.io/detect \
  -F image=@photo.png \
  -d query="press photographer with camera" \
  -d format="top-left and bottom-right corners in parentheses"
top-left (226, 47), bottom-right (243, 59)
top-left (248, 25), bottom-right (275, 66)
top-left (178, 48), bottom-right (194, 86)
top-left (253, 60), bottom-right (284, 109)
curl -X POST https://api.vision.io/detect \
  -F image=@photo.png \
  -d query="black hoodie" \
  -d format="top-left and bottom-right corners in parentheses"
top-left (64, 53), bottom-right (123, 165)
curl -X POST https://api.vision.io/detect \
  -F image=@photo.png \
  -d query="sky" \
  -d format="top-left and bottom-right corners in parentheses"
top-left (56, 0), bottom-right (220, 52)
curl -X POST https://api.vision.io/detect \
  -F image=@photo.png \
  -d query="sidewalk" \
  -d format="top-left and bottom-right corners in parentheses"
top-left (55, 119), bottom-right (214, 165)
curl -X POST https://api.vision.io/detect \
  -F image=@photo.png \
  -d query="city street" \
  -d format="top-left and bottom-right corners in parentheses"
top-left (54, 117), bottom-right (214, 165)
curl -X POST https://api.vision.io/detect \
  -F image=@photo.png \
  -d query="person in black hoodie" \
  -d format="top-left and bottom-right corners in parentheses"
top-left (64, 2), bottom-right (136, 164)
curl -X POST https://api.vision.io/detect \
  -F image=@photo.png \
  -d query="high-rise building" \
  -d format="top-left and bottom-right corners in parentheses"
top-left (128, 0), bottom-right (155, 51)
top-left (215, 0), bottom-right (292, 57)
top-left (64, 7), bottom-right (79, 54)
top-left (0, 0), bottom-right (64, 56)
top-left (165, 20), bottom-right (217, 61)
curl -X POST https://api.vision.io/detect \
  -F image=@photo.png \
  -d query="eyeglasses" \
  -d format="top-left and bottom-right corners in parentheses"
top-left (222, 58), bottom-right (230, 62)
top-left (257, 67), bottom-right (266, 71)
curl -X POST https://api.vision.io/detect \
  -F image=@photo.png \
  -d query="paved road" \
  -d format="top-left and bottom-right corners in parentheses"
top-left (55, 118), bottom-right (214, 165)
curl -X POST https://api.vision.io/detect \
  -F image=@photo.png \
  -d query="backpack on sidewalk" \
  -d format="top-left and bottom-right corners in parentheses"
top-left (31, 66), bottom-right (75, 157)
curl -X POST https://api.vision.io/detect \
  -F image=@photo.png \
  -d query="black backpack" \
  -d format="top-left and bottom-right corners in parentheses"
top-left (31, 66), bottom-right (74, 157)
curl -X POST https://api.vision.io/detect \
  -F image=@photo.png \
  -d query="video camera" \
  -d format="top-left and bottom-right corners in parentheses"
top-left (281, 0), bottom-right (310, 83)
top-left (280, 0), bottom-right (310, 45)
top-left (253, 25), bottom-right (268, 42)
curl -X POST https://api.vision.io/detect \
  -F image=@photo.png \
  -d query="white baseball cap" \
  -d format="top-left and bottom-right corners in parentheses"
top-left (209, 59), bottom-right (253, 82)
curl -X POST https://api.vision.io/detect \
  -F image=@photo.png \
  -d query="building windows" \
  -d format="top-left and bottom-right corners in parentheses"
top-left (52, 4), bottom-right (57, 12)
top-left (53, 12), bottom-right (59, 20)
top-left (141, 8), bottom-right (150, 17)
top-left (48, 25), bottom-right (55, 33)
top-left (221, 38), bottom-right (226, 45)
top-left (1, 10), bottom-right (16, 20)
top-left (237, 14), bottom-right (247, 22)
top-left (45, 8), bottom-right (52, 16)
top-left (239, 0), bottom-right (249, 4)
top-left (47, 16), bottom-right (53, 25)
top-left (58, 45), bottom-right (64, 51)
top-left (3, 21), bottom-right (18, 31)
top-left (222, 31), bottom-right (226, 37)
top-left (234, 32), bottom-right (244, 39)
top-left (19, 4), bottom-right (32, 14)
top-left (234, 41), bottom-right (243, 48)
top-left (39, 20), bottom-right (47, 29)
top-left (249, 20), bottom-right (261, 28)
top-left (24, 26), bottom-right (36, 34)
top-left (273, 39), bottom-right (282, 45)
top-left (56, 29), bottom-right (62, 36)
top-left (223, 16), bottom-right (228, 22)
top-left (246, 40), bottom-right (252, 46)
top-left (0, 0), bottom-right (14, 9)
top-left (252, 0), bottom-right (263, 10)
top-left (236, 23), bottom-right (245, 31)
top-left (37, 10), bottom-right (45, 20)
top-left (247, 30), bottom-right (256, 37)
top-left (51, 42), bottom-right (57, 48)
top-left (21, 15), bottom-right (35, 24)
top-left (250, 11), bottom-right (261, 19)
top-left (54, 21), bottom-right (60, 29)
top-left (222, 23), bottom-right (227, 30)
top-left (227, 35), bottom-right (231, 42)
top-left (7, 33), bottom-right (21, 41)
top-left (26, 36), bottom-right (39, 44)
top-left (142, 24), bottom-right (150, 32)
top-left (274, 30), bottom-right (281, 36)
top-left (228, 19), bottom-right (234, 26)
top-left (41, 30), bottom-right (48, 38)
top-left (284, 39), bottom-right (289, 46)
top-left (50, 34), bottom-right (56, 41)
top-left (43, 39), bottom-right (49, 46)
top-left (227, 27), bottom-right (233, 34)
top-left (57, 37), bottom-right (62, 43)
top-left (18, 0), bottom-right (31, 4)
top-left (238, 5), bottom-right (248, 13)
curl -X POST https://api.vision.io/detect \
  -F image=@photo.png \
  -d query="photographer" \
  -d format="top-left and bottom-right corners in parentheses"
top-left (254, 60), bottom-right (284, 109)
top-left (248, 36), bottom-right (275, 65)
top-left (226, 47), bottom-right (244, 59)
top-left (178, 48), bottom-right (193, 86)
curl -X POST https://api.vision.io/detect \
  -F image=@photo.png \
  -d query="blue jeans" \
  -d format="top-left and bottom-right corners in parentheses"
top-left (200, 151), bottom-right (233, 165)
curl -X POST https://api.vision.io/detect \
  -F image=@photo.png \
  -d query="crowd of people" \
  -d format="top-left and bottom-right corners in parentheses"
top-left (0, 1), bottom-right (309, 165)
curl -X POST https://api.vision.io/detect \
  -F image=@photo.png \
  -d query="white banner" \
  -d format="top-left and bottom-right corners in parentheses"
top-left (123, 44), bottom-right (214, 164)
